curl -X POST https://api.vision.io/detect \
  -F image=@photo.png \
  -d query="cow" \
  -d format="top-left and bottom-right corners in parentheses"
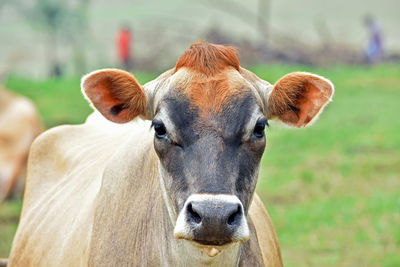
top-left (8, 42), bottom-right (334, 266)
top-left (0, 86), bottom-right (42, 202)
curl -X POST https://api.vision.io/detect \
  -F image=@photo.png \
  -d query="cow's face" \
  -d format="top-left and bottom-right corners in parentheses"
top-left (152, 68), bottom-right (266, 246)
top-left (81, 42), bottom-right (334, 251)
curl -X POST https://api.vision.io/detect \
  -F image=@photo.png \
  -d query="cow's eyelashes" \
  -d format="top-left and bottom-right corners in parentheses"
top-left (152, 121), bottom-right (167, 139)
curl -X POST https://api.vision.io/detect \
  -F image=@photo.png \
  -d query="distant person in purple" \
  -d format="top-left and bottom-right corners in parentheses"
top-left (364, 15), bottom-right (383, 63)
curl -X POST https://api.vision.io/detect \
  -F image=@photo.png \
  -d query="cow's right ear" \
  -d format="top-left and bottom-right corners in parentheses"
top-left (266, 72), bottom-right (334, 127)
top-left (81, 69), bottom-right (147, 123)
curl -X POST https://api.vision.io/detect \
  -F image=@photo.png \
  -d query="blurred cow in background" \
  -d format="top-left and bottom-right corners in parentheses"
top-left (0, 86), bottom-right (42, 202)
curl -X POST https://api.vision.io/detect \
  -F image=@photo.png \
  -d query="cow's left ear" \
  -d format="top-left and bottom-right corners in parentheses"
top-left (267, 72), bottom-right (334, 127)
top-left (81, 69), bottom-right (147, 123)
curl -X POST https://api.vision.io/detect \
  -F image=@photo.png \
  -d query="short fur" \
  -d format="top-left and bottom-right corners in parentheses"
top-left (175, 41), bottom-right (239, 76)
top-left (174, 42), bottom-right (244, 114)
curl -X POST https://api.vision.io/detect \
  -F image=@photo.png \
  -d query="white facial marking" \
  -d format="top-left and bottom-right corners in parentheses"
top-left (154, 108), bottom-right (178, 136)
top-left (174, 194), bottom-right (250, 243)
top-left (242, 107), bottom-right (265, 142)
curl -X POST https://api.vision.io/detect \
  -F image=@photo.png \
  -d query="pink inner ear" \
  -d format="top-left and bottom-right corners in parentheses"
top-left (295, 82), bottom-right (326, 127)
top-left (85, 77), bottom-right (129, 122)
top-left (87, 78), bottom-right (117, 110)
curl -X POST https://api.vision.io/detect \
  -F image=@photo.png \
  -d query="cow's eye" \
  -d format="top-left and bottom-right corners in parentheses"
top-left (253, 120), bottom-right (267, 138)
top-left (152, 121), bottom-right (167, 139)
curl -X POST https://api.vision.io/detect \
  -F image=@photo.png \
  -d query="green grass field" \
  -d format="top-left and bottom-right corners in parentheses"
top-left (1, 64), bottom-right (399, 266)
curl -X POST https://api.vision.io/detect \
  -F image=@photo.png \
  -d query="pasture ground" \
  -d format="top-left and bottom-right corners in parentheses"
top-left (1, 64), bottom-right (399, 266)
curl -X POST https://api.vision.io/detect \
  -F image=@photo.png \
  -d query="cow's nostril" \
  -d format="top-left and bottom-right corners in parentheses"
top-left (175, 196), bottom-right (250, 245)
top-left (187, 203), bottom-right (202, 224)
top-left (227, 204), bottom-right (242, 226)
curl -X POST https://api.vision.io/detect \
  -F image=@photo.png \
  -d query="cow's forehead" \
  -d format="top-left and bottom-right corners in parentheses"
top-left (144, 42), bottom-right (271, 119)
top-left (168, 68), bottom-right (253, 115)
top-left (154, 70), bottom-right (263, 143)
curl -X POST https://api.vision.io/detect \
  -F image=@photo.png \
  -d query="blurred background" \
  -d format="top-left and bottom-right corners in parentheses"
top-left (0, 0), bottom-right (399, 266)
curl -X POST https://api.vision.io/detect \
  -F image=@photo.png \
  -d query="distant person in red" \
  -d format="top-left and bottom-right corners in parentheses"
top-left (116, 26), bottom-right (132, 70)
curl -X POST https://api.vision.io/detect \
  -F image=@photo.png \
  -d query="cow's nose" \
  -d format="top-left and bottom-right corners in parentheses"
top-left (174, 194), bottom-right (249, 246)
top-left (187, 201), bottom-right (243, 229)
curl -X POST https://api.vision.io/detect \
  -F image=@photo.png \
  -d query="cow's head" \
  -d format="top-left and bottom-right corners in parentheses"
top-left (81, 42), bottom-right (334, 253)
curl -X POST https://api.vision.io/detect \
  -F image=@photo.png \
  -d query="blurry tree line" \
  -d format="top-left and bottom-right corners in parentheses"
top-left (200, 0), bottom-right (393, 66)
top-left (2, 0), bottom-right (89, 77)
top-left (1, 0), bottom-right (398, 77)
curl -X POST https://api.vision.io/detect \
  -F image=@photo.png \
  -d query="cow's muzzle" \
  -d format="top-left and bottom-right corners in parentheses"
top-left (174, 194), bottom-right (249, 247)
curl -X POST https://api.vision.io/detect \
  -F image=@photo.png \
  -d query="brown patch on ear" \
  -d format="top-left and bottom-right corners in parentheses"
top-left (268, 72), bottom-right (333, 127)
top-left (82, 69), bottom-right (146, 123)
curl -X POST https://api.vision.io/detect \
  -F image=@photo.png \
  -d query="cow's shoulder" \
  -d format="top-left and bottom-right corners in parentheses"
top-left (23, 114), bottom-right (151, 212)
top-left (248, 194), bottom-right (283, 267)
top-left (10, 123), bottom-right (96, 266)
top-left (11, 114), bottom-right (149, 266)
